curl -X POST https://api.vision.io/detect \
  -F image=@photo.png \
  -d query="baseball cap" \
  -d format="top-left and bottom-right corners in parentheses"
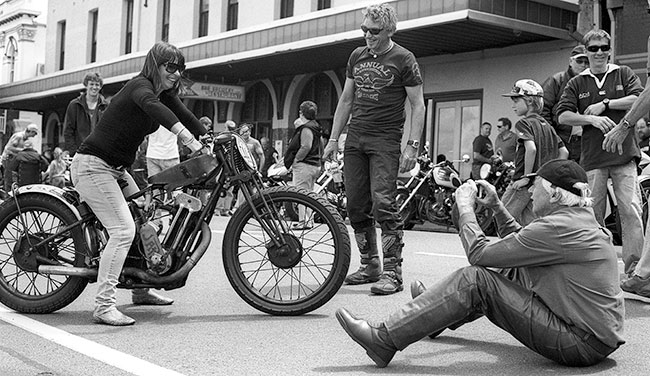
top-left (501, 79), bottom-right (543, 97)
top-left (571, 44), bottom-right (588, 58)
top-left (525, 159), bottom-right (589, 197)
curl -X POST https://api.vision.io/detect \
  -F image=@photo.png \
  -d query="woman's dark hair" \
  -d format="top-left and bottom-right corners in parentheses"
top-left (140, 41), bottom-right (185, 94)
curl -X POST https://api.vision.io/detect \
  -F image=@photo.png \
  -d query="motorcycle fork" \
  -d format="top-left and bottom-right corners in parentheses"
top-left (399, 171), bottom-right (431, 212)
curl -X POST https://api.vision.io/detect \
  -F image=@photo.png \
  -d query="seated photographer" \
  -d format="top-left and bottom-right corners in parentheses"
top-left (336, 159), bottom-right (624, 367)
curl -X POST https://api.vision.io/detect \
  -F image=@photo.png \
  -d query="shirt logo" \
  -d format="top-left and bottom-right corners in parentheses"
top-left (353, 61), bottom-right (395, 102)
top-left (578, 92), bottom-right (590, 99)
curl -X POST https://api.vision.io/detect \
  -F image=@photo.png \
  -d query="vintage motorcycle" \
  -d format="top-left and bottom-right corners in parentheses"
top-left (0, 131), bottom-right (350, 316)
top-left (396, 153), bottom-right (470, 230)
top-left (313, 157), bottom-right (347, 220)
top-left (474, 158), bottom-right (515, 235)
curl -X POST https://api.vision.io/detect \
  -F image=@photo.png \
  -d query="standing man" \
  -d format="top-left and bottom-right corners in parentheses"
top-left (260, 136), bottom-right (279, 177)
top-left (471, 122), bottom-right (494, 179)
top-left (1, 124), bottom-right (39, 191)
top-left (239, 123), bottom-right (265, 170)
top-left (323, 3), bottom-right (425, 295)
top-left (602, 35), bottom-right (650, 297)
top-left (494, 117), bottom-right (516, 162)
top-left (64, 72), bottom-right (107, 156)
top-left (541, 45), bottom-right (589, 163)
top-left (557, 29), bottom-right (644, 277)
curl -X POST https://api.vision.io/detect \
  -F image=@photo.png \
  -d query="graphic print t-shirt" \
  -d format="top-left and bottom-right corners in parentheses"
top-left (346, 43), bottom-right (422, 136)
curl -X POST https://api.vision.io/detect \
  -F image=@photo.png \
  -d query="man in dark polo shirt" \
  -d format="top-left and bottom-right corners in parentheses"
top-left (557, 29), bottom-right (644, 277)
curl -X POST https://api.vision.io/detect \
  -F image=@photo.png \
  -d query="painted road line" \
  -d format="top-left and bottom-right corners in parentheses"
top-left (416, 252), bottom-right (467, 259)
top-left (0, 307), bottom-right (186, 376)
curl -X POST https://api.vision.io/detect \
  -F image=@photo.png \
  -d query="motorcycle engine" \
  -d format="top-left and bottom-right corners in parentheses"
top-left (140, 220), bottom-right (173, 275)
top-left (426, 189), bottom-right (452, 224)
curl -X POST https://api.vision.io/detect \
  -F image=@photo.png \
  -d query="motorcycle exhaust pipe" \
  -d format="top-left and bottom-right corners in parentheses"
top-left (38, 265), bottom-right (98, 278)
top-left (38, 221), bottom-right (211, 283)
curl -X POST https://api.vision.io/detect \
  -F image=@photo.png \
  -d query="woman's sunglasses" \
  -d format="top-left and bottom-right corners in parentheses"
top-left (361, 25), bottom-right (384, 35)
top-left (586, 45), bottom-right (610, 53)
top-left (163, 62), bottom-right (185, 74)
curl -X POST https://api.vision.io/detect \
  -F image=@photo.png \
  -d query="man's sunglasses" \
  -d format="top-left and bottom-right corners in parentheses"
top-left (361, 25), bottom-right (383, 35)
top-left (163, 62), bottom-right (185, 74)
top-left (586, 45), bottom-right (610, 53)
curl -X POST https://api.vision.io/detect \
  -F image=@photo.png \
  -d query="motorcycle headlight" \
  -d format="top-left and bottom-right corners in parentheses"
top-left (233, 133), bottom-right (257, 170)
top-left (479, 164), bottom-right (491, 179)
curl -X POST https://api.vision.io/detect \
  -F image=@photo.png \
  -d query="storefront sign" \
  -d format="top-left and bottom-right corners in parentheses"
top-left (183, 82), bottom-right (246, 102)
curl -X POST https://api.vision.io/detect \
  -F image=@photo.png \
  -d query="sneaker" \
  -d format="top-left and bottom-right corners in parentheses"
top-left (291, 221), bottom-right (313, 230)
top-left (621, 274), bottom-right (650, 298)
top-left (132, 289), bottom-right (174, 305)
top-left (93, 307), bottom-right (135, 326)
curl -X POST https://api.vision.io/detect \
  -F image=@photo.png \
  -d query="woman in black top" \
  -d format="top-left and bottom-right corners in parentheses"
top-left (70, 42), bottom-right (206, 326)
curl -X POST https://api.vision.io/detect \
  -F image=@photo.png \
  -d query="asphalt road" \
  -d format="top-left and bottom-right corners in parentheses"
top-left (1, 216), bottom-right (649, 376)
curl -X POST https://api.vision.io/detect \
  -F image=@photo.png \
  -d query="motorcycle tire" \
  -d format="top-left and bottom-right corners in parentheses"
top-left (222, 186), bottom-right (350, 315)
top-left (0, 194), bottom-right (88, 313)
top-left (641, 179), bottom-right (650, 227)
top-left (395, 188), bottom-right (415, 230)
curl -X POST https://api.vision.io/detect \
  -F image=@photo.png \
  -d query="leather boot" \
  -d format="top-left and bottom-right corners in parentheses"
top-left (335, 308), bottom-right (397, 368)
top-left (344, 227), bottom-right (381, 285)
top-left (371, 231), bottom-right (403, 295)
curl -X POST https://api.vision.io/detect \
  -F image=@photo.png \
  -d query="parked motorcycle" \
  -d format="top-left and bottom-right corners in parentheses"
top-left (396, 154), bottom-right (470, 230)
top-left (314, 157), bottom-right (346, 220)
top-left (0, 131), bottom-right (351, 316)
top-left (475, 158), bottom-right (515, 235)
top-left (605, 151), bottom-right (650, 245)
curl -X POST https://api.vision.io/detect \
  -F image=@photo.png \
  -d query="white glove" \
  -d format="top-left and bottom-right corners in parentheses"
top-left (171, 122), bottom-right (202, 153)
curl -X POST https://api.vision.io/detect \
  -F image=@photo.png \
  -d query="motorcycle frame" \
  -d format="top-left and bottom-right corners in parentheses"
top-left (13, 132), bottom-right (291, 289)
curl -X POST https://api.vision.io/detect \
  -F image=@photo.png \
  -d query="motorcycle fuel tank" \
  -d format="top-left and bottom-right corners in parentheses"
top-left (148, 154), bottom-right (219, 190)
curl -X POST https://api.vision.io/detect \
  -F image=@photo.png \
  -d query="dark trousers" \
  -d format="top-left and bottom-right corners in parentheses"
top-left (343, 131), bottom-right (402, 233)
top-left (566, 135), bottom-right (581, 164)
top-left (384, 266), bottom-right (617, 366)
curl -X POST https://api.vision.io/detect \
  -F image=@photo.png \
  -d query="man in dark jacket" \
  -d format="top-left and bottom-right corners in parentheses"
top-left (284, 101), bottom-right (322, 229)
top-left (541, 45), bottom-right (589, 162)
top-left (63, 72), bottom-right (108, 156)
top-left (9, 139), bottom-right (49, 186)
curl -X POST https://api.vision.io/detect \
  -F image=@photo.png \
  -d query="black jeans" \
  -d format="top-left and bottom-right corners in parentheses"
top-left (384, 266), bottom-right (617, 366)
top-left (343, 130), bottom-right (402, 233)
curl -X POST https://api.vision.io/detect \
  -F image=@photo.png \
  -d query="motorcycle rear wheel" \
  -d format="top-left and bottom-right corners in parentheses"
top-left (0, 194), bottom-right (88, 313)
top-left (223, 186), bottom-right (350, 315)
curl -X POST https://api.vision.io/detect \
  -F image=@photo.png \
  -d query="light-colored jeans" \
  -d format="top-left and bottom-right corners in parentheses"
top-left (70, 153), bottom-right (139, 315)
top-left (501, 184), bottom-right (536, 226)
top-left (146, 157), bottom-right (180, 177)
top-left (586, 161), bottom-right (644, 274)
top-left (292, 162), bottom-right (320, 222)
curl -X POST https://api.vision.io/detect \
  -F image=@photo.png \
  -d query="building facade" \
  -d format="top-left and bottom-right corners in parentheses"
top-left (0, 0), bottom-right (648, 179)
top-left (0, 0), bottom-right (46, 151)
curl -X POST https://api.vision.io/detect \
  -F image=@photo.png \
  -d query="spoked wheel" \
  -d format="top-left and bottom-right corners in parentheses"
top-left (395, 188), bottom-right (415, 230)
top-left (223, 186), bottom-right (350, 315)
top-left (0, 194), bottom-right (88, 313)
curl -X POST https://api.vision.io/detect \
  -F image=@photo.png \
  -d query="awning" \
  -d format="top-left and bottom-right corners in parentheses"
top-left (0, 0), bottom-right (578, 112)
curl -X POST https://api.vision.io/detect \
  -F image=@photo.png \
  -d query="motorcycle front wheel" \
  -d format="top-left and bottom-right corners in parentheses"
top-left (0, 194), bottom-right (88, 313)
top-left (223, 186), bottom-right (350, 315)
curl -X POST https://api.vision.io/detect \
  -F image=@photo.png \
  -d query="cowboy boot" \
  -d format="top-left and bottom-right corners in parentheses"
top-left (370, 231), bottom-right (403, 295)
top-left (344, 227), bottom-right (381, 285)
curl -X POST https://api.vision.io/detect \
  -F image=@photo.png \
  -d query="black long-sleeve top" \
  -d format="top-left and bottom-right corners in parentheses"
top-left (77, 75), bottom-right (206, 168)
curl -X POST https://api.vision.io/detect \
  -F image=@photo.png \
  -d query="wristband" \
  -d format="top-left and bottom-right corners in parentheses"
top-left (328, 139), bottom-right (338, 143)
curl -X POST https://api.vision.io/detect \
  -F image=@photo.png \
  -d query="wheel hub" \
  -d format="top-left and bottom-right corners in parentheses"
top-left (267, 233), bottom-right (303, 269)
top-left (13, 234), bottom-right (48, 272)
